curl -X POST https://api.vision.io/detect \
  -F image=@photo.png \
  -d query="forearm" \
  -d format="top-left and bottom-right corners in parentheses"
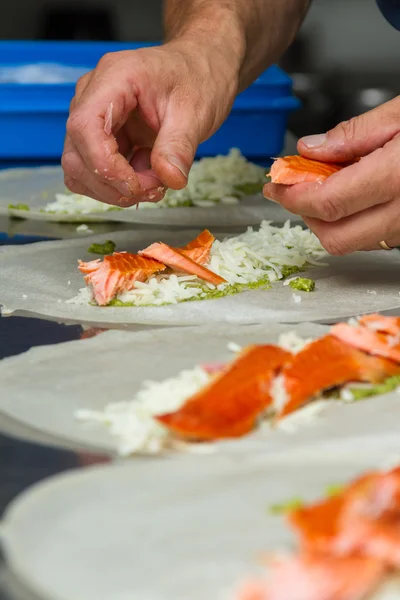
top-left (164, 0), bottom-right (310, 92)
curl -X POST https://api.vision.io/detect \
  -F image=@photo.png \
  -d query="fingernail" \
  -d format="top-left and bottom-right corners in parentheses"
top-left (167, 156), bottom-right (188, 179)
top-left (300, 133), bottom-right (327, 149)
top-left (115, 181), bottom-right (135, 197)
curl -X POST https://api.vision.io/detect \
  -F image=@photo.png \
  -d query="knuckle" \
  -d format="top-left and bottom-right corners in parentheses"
top-left (98, 52), bottom-right (116, 70)
top-left (61, 150), bottom-right (83, 179)
top-left (63, 175), bottom-right (78, 193)
top-left (337, 117), bottom-right (359, 144)
top-left (320, 232), bottom-right (351, 256)
top-left (66, 112), bottom-right (89, 138)
top-left (318, 194), bottom-right (345, 222)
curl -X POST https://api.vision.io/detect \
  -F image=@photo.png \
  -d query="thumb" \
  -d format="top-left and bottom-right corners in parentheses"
top-left (298, 97), bottom-right (400, 162)
top-left (151, 104), bottom-right (201, 190)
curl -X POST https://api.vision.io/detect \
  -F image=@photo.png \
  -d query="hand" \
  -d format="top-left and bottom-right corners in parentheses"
top-left (263, 98), bottom-right (400, 254)
top-left (62, 42), bottom-right (239, 206)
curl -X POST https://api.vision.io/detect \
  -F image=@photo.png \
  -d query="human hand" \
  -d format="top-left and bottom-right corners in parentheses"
top-left (62, 42), bottom-right (239, 206)
top-left (264, 98), bottom-right (400, 254)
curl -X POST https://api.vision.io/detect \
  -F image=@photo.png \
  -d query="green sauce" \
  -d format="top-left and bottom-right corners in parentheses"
top-left (8, 203), bottom-right (30, 211)
top-left (106, 276), bottom-right (271, 307)
top-left (280, 265), bottom-right (304, 278)
top-left (289, 277), bottom-right (315, 292)
top-left (348, 375), bottom-right (400, 401)
top-left (87, 240), bottom-right (116, 255)
top-left (234, 180), bottom-right (265, 196)
top-left (268, 497), bottom-right (304, 515)
top-left (325, 484), bottom-right (345, 497)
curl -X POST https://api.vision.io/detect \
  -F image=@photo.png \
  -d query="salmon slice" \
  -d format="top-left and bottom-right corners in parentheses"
top-left (331, 323), bottom-right (400, 364)
top-left (78, 252), bottom-right (166, 306)
top-left (289, 493), bottom-right (346, 554)
top-left (269, 156), bottom-right (343, 185)
top-left (276, 335), bottom-right (400, 419)
top-left (289, 473), bottom-right (376, 553)
top-left (156, 345), bottom-right (291, 441)
top-left (179, 230), bottom-right (215, 265)
top-left (358, 314), bottom-right (400, 336)
top-left (237, 554), bottom-right (386, 600)
top-left (336, 468), bottom-right (400, 567)
top-left (140, 242), bottom-right (226, 286)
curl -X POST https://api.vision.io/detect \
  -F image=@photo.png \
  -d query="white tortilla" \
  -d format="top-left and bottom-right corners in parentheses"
top-left (1, 229), bottom-right (400, 326)
top-left (2, 322), bottom-right (400, 462)
top-left (0, 453), bottom-right (396, 600)
top-left (0, 165), bottom-right (296, 227)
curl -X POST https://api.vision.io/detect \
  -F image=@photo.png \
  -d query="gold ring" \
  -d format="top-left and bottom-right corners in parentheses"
top-left (379, 240), bottom-right (393, 251)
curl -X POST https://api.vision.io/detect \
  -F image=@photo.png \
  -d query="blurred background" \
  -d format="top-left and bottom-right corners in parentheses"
top-left (1, 0), bottom-right (400, 165)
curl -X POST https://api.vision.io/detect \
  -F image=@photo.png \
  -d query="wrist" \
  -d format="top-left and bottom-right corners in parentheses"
top-left (165, 7), bottom-right (246, 96)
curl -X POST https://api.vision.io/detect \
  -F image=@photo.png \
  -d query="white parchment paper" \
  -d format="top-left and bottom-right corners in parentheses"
top-left (1, 229), bottom-right (400, 326)
top-left (1, 453), bottom-right (397, 600)
top-left (0, 165), bottom-right (296, 227)
top-left (2, 322), bottom-right (400, 464)
top-left (0, 322), bottom-right (326, 454)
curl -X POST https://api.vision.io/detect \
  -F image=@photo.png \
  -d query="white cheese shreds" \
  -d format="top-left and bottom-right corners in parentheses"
top-left (277, 331), bottom-right (312, 353)
top-left (271, 375), bottom-right (288, 414)
top-left (76, 224), bottom-right (92, 233)
top-left (292, 293), bottom-right (302, 304)
top-left (275, 400), bottom-right (329, 433)
top-left (340, 388), bottom-right (355, 403)
top-left (227, 341), bottom-right (242, 353)
top-left (69, 220), bottom-right (326, 308)
top-left (75, 366), bottom-right (210, 455)
top-left (44, 149), bottom-right (265, 214)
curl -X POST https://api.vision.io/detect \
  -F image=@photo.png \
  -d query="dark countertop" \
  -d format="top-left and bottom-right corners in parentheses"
top-left (0, 228), bottom-right (115, 600)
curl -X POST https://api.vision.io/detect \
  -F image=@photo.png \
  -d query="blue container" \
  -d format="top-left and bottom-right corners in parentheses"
top-left (0, 41), bottom-right (300, 165)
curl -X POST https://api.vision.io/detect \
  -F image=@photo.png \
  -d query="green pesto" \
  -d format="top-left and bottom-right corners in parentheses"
top-left (280, 265), bottom-right (304, 279)
top-left (348, 375), bottom-right (400, 401)
top-left (289, 277), bottom-right (315, 292)
top-left (268, 497), bottom-right (304, 515)
top-left (8, 203), bottom-right (30, 211)
top-left (325, 484), bottom-right (345, 497)
top-left (106, 275), bottom-right (271, 307)
top-left (234, 180), bottom-right (265, 196)
top-left (87, 240), bottom-right (116, 255)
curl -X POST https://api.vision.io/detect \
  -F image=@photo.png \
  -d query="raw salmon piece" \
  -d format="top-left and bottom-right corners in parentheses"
top-left (78, 252), bottom-right (166, 306)
top-left (140, 242), bottom-right (226, 286)
top-left (331, 323), bottom-right (400, 364)
top-left (179, 230), bottom-right (215, 265)
top-left (269, 156), bottom-right (343, 185)
top-left (358, 314), bottom-right (400, 336)
top-left (156, 345), bottom-right (291, 441)
top-left (276, 335), bottom-right (400, 418)
top-left (240, 554), bottom-right (386, 600)
top-left (336, 468), bottom-right (400, 567)
top-left (289, 472), bottom-right (376, 553)
top-left (289, 494), bottom-right (345, 554)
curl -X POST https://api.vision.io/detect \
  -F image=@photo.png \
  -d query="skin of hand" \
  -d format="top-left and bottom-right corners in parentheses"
top-left (264, 97), bottom-right (400, 254)
top-left (62, 0), bottom-right (309, 206)
top-left (62, 41), bottom-right (240, 207)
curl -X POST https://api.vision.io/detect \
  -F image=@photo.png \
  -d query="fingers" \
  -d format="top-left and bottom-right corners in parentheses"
top-left (62, 137), bottom-right (138, 207)
top-left (263, 138), bottom-right (400, 222)
top-left (302, 197), bottom-right (400, 255)
top-left (297, 96), bottom-right (400, 163)
top-left (151, 102), bottom-right (200, 190)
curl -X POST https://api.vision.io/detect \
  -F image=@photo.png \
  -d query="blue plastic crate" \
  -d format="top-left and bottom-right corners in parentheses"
top-left (0, 41), bottom-right (300, 164)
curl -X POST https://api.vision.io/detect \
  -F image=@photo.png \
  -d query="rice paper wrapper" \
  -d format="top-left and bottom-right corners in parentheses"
top-left (2, 322), bottom-right (400, 462)
top-left (1, 453), bottom-right (399, 600)
top-left (1, 229), bottom-right (400, 326)
top-left (0, 165), bottom-right (297, 227)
